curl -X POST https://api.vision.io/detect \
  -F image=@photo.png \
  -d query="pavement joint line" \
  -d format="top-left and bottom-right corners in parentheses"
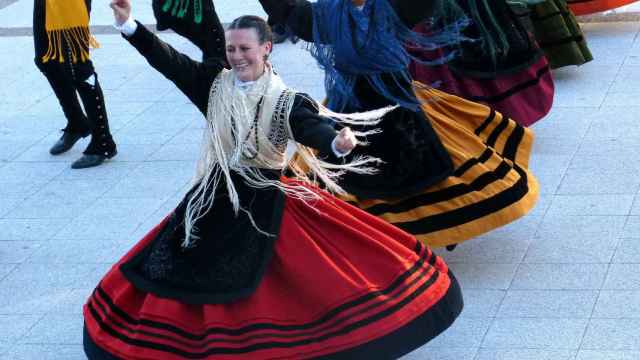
top-left (0, 23), bottom-right (233, 37)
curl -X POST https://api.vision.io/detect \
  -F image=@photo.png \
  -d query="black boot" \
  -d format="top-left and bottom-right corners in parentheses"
top-left (36, 61), bottom-right (92, 155)
top-left (49, 130), bottom-right (87, 155)
top-left (72, 73), bottom-right (117, 169)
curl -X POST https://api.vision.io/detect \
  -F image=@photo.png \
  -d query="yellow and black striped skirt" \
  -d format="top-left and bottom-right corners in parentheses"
top-left (340, 86), bottom-right (539, 247)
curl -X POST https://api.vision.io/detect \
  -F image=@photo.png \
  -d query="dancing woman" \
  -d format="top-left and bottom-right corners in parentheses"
top-left (82, 0), bottom-right (463, 358)
top-left (258, 0), bottom-right (539, 248)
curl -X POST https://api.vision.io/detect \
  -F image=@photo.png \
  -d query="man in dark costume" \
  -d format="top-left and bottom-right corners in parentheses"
top-left (33, 0), bottom-right (117, 168)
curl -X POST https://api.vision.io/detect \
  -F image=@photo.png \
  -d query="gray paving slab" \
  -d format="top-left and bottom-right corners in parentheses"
top-left (0, 263), bottom-right (16, 282)
top-left (577, 350), bottom-right (640, 359)
top-left (593, 290), bottom-right (640, 318)
top-left (481, 317), bottom-right (589, 350)
top-left (457, 290), bottom-right (506, 318)
top-left (613, 238), bottom-right (640, 263)
top-left (0, 315), bottom-right (42, 352)
top-left (511, 263), bottom-right (609, 290)
top-left (525, 234), bottom-right (621, 263)
top-left (0, 219), bottom-right (70, 241)
top-left (21, 314), bottom-right (84, 345)
top-left (632, 197), bottom-right (640, 215)
top-left (621, 216), bottom-right (640, 237)
top-left (475, 349), bottom-right (577, 360)
top-left (452, 263), bottom-right (520, 290)
top-left (402, 346), bottom-right (478, 360)
top-left (424, 317), bottom-right (493, 349)
top-left (1, 345), bottom-right (86, 360)
top-left (603, 263), bottom-right (640, 290)
top-left (497, 290), bottom-right (598, 318)
top-left (0, 241), bottom-right (42, 264)
top-left (582, 318), bottom-right (640, 350)
top-left (546, 194), bottom-right (635, 216)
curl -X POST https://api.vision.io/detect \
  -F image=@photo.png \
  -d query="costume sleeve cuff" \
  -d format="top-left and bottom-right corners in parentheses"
top-left (331, 137), bottom-right (352, 158)
top-left (114, 16), bottom-right (138, 36)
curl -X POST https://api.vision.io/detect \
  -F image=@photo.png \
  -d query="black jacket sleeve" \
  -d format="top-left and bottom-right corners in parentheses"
top-left (288, 94), bottom-right (338, 157)
top-left (123, 22), bottom-right (225, 115)
top-left (259, 0), bottom-right (315, 42)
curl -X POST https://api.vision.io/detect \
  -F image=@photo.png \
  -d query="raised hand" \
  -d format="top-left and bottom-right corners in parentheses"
top-left (334, 127), bottom-right (358, 154)
top-left (110, 0), bottom-right (132, 25)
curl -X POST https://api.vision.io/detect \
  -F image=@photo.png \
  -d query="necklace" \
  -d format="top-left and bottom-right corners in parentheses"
top-left (230, 95), bottom-right (265, 160)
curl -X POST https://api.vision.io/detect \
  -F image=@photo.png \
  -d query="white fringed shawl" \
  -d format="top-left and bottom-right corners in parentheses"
top-left (183, 65), bottom-right (393, 247)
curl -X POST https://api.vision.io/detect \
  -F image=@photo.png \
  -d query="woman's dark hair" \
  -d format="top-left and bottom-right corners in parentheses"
top-left (228, 15), bottom-right (273, 45)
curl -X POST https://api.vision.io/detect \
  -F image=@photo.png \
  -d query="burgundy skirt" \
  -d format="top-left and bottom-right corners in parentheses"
top-left (410, 33), bottom-right (555, 127)
top-left (83, 180), bottom-right (462, 359)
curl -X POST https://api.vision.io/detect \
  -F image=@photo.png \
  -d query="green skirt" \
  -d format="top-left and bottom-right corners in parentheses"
top-left (517, 0), bottom-right (593, 69)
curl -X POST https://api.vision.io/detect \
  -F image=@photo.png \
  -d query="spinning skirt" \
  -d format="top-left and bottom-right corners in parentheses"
top-left (83, 180), bottom-right (463, 359)
top-left (568, 0), bottom-right (639, 15)
top-left (410, 52), bottom-right (554, 127)
top-left (341, 86), bottom-right (539, 248)
top-left (526, 0), bottom-right (593, 68)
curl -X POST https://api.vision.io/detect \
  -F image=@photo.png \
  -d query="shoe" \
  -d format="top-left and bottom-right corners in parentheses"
top-left (445, 244), bottom-right (458, 252)
top-left (71, 149), bottom-right (117, 169)
top-left (49, 131), bottom-right (86, 155)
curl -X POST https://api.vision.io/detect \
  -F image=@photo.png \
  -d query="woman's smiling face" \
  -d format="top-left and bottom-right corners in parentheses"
top-left (225, 28), bottom-right (272, 82)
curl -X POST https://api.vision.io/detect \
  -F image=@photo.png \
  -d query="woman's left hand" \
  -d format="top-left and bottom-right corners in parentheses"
top-left (334, 127), bottom-right (358, 154)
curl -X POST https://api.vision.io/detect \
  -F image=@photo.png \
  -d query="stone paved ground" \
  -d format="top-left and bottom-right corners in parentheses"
top-left (2, 1), bottom-right (640, 359)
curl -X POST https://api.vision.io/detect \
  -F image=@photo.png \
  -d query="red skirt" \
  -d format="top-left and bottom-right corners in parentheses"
top-left (83, 181), bottom-right (462, 359)
top-left (568, 0), bottom-right (639, 15)
top-left (410, 47), bottom-right (555, 127)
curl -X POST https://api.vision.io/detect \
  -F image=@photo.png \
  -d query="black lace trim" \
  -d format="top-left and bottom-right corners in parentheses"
top-left (120, 170), bottom-right (285, 304)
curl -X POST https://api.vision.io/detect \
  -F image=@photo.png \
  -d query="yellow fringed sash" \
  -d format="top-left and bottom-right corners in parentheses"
top-left (42, 0), bottom-right (100, 63)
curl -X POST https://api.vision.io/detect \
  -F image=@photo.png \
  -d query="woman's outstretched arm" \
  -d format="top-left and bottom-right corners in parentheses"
top-left (111, 0), bottom-right (224, 115)
top-left (289, 94), bottom-right (356, 157)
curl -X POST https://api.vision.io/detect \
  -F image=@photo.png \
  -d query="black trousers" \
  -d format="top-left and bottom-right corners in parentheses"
top-left (33, 0), bottom-right (116, 155)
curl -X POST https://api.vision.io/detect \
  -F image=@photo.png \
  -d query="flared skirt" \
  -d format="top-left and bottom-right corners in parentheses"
top-left (83, 180), bottom-right (463, 359)
top-left (410, 53), bottom-right (554, 127)
top-left (527, 0), bottom-right (594, 68)
top-left (341, 86), bottom-right (539, 247)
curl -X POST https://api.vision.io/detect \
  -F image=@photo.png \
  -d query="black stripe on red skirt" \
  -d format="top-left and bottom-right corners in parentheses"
top-left (466, 65), bottom-right (551, 105)
top-left (85, 243), bottom-right (451, 357)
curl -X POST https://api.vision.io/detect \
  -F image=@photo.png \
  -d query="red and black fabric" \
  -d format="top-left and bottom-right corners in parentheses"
top-left (83, 178), bottom-right (463, 360)
top-left (409, 0), bottom-right (555, 127)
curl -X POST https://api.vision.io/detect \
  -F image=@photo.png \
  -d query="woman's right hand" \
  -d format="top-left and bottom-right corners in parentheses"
top-left (110, 0), bottom-right (132, 25)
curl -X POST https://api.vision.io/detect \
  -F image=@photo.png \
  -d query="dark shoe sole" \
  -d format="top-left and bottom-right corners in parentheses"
top-left (49, 132), bottom-right (88, 155)
top-left (71, 149), bottom-right (117, 169)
